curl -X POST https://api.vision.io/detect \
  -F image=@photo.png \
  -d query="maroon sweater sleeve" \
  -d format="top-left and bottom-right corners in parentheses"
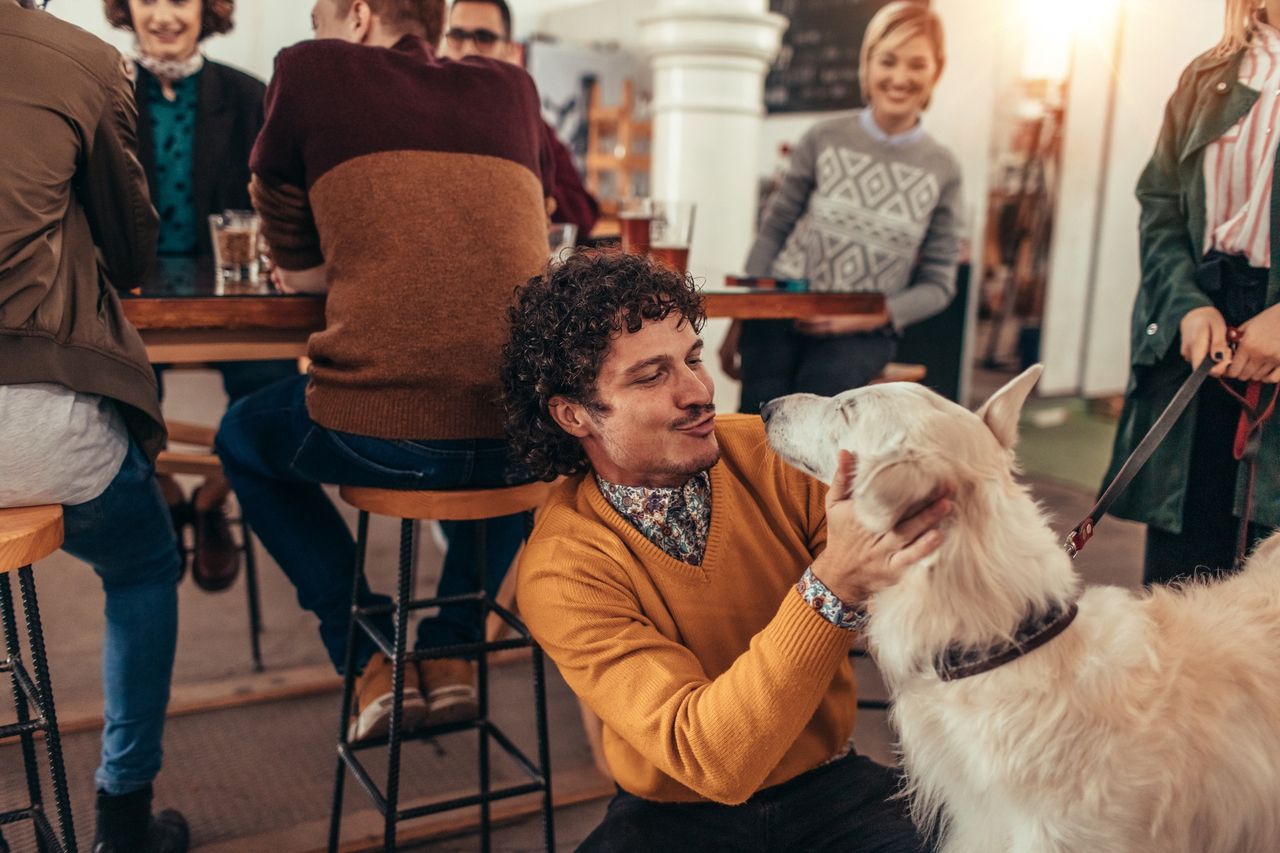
top-left (545, 121), bottom-right (599, 236)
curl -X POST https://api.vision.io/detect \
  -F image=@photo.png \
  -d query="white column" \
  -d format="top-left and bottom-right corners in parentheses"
top-left (639, 0), bottom-right (786, 411)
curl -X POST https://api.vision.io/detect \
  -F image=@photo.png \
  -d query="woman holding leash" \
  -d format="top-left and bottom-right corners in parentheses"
top-left (721, 0), bottom-right (963, 412)
top-left (1105, 0), bottom-right (1280, 584)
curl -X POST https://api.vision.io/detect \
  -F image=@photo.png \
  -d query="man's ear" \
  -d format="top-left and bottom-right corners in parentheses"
top-left (349, 0), bottom-right (374, 41)
top-left (975, 364), bottom-right (1043, 450)
top-left (547, 395), bottom-right (591, 439)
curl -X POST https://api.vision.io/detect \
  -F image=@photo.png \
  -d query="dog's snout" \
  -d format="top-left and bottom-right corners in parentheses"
top-left (760, 400), bottom-right (777, 423)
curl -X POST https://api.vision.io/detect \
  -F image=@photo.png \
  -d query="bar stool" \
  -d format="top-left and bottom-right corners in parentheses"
top-left (156, 421), bottom-right (265, 671)
top-left (328, 480), bottom-right (558, 853)
top-left (0, 505), bottom-right (76, 853)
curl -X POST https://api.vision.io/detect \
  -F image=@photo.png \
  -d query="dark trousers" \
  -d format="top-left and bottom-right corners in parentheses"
top-left (1144, 251), bottom-right (1273, 584)
top-left (577, 753), bottom-right (929, 853)
top-left (1144, 378), bottom-right (1270, 584)
top-left (737, 320), bottom-right (896, 414)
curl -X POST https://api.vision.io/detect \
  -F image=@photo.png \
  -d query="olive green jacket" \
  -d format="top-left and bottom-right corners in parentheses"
top-left (1105, 47), bottom-right (1280, 533)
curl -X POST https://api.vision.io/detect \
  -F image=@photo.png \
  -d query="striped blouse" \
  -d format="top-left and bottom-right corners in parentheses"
top-left (1204, 18), bottom-right (1280, 268)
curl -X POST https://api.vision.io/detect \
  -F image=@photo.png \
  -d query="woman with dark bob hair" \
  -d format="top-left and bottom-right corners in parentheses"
top-left (106, 0), bottom-right (297, 597)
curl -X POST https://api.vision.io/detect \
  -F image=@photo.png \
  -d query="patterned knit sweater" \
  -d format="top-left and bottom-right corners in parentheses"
top-left (745, 109), bottom-right (963, 330)
top-left (516, 415), bottom-right (858, 804)
top-left (250, 37), bottom-right (552, 440)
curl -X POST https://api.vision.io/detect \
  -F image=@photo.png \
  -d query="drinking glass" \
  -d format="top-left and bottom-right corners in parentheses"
top-left (548, 223), bottom-right (578, 261)
top-left (209, 210), bottom-right (261, 285)
top-left (618, 197), bottom-right (654, 256)
top-left (649, 200), bottom-right (696, 274)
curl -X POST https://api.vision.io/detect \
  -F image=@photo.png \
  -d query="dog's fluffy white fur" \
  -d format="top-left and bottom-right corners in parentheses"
top-left (763, 366), bottom-right (1280, 853)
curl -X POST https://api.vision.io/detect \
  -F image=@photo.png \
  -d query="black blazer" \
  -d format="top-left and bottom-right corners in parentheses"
top-left (135, 59), bottom-right (266, 256)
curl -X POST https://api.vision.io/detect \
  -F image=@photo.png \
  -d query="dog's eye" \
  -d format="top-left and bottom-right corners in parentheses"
top-left (840, 400), bottom-right (857, 424)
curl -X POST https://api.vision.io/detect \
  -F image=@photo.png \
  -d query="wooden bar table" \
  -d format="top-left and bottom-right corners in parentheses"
top-left (121, 258), bottom-right (885, 363)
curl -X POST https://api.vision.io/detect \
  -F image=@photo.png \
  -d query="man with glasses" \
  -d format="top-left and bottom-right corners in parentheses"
top-left (444, 0), bottom-right (600, 240)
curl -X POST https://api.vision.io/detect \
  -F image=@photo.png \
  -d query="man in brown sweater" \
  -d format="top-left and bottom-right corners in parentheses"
top-left (214, 0), bottom-right (552, 741)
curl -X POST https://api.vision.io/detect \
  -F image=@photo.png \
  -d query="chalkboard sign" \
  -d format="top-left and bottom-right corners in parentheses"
top-left (765, 0), bottom-right (926, 114)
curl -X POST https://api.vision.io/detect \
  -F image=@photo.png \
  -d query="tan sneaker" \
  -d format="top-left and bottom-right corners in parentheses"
top-left (420, 658), bottom-right (479, 726)
top-left (348, 652), bottom-right (427, 742)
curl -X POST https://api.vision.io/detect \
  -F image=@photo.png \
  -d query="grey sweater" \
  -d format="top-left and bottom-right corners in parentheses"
top-left (745, 110), bottom-right (963, 330)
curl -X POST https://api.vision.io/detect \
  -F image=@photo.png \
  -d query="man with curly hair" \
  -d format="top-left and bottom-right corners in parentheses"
top-left (503, 251), bottom-right (949, 850)
top-left (216, 0), bottom-right (551, 743)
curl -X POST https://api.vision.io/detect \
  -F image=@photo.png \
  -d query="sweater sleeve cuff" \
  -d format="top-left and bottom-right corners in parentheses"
top-left (769, 587), bottom-right (858, 664)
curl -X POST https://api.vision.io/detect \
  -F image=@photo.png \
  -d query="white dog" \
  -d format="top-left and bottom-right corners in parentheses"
top-left (762, 366), bottom-right (1280, 853)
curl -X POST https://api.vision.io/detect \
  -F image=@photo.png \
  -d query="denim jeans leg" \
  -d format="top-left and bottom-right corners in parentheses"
top-left (61, 437), bottom-right (182, 796)
top-left (215, 375), bottom-right (391, 674)
top-left (419, 514), bottom-right (525, 649)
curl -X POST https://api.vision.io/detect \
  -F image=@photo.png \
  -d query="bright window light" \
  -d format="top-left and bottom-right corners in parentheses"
top-left (1020, 0), bottom-right (1118, 81)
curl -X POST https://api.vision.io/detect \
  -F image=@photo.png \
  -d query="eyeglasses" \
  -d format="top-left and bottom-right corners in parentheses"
top-left (444, 27), bottom-right (505, 48)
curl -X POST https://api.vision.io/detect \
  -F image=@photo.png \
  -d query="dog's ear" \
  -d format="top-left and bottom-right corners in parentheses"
top-left (853, 453), bottom-right (948, 534)
top-left (975, 364), bottom-right (1043, 449)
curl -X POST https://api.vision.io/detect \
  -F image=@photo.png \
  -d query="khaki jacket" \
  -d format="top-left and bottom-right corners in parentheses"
top-left (0, 1), bottom-right (164, 458)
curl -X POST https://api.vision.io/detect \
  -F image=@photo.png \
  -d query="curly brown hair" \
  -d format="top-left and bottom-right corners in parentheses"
top-left (501, 250), bottom-right (706, 481)
top-left (104, 0), bottom-right (235, 40)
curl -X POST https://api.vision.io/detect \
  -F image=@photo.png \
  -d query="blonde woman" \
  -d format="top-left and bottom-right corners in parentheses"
top-left (1104, 0), bottom-right (1280, 584)
top-left (724, 0), bottom-right (963, 413)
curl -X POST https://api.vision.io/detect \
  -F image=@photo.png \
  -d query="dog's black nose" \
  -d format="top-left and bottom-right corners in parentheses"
top-left (760, 401), bottom-right (776, 423)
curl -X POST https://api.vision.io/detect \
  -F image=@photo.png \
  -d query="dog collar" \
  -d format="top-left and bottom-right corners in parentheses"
top-left (934, 602), bottom-right (1079, 682)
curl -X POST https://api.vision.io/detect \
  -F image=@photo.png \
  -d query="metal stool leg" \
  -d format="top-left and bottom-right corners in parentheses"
top-left (533, 644), bottom-right (554, 851)
top-left (381, 518), bottom-right (416, 851)
top-left (475, 520), bottom-right (491, 853)
top-left (0, 572), bottom-right (45, 840)
top-left (241, 519), bottom-right (264, 672)
top-left (328, 511), bottom-right (371, 853)
top-left (19, 566), bottom-right (76, 853)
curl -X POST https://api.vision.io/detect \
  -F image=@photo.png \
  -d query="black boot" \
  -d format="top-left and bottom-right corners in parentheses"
top-left (94, 786), bottom-right (189, 853)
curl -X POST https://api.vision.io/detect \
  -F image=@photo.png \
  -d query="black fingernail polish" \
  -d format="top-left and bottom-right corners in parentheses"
top-left (1213, 351), bottom-right (1224, 362)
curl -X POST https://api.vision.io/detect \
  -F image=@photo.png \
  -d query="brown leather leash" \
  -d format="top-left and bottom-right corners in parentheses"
top-left (1066, 328), bottom-right (1277, 566)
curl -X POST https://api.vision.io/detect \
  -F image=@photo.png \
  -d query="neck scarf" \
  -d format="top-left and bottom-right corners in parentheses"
top-left (132, 47), bottom-right (204, 84)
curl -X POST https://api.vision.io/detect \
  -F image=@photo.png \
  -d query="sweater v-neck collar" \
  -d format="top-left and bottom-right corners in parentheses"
top-left (586, 463), bottom-right (726, 583)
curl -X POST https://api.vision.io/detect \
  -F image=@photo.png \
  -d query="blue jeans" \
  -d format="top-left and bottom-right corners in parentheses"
top-left (214, 375), bottom-right (525, 674)
top-left (62, 438), bottom-right (182, 796)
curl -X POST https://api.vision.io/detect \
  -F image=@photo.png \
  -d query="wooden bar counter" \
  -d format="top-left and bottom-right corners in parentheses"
top-left (121, 257), bottom-right (885, 363)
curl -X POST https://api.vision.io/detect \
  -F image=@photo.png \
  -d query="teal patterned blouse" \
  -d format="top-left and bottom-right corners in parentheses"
top-left (145, 70), bottom-right (201, 255)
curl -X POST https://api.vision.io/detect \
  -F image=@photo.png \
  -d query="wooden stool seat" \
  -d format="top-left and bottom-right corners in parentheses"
top-left (339, 480), bottom-right (559, 522)
top-left (872, 362), bottom-right (927, 384)
top-left (0, 506), bottom-right (64, 574)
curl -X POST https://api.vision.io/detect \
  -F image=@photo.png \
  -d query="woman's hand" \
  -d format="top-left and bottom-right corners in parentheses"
top-left (1231, 304), bottom-right (1280, 383)
top-left (794, 310), bottom-right (891, 337)
top-left (719, 320), bottom-right (743, 380)
top-left (1179, 306), bottom-right (1231, 377)
top-left (810, 450), bottom-right (952, 606)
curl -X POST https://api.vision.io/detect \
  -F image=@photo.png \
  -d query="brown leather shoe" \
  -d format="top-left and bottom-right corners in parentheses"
top-left (190, 488), bottom-right (240, 592)
top-left (420, 658), bottom-right (479, 727)
top-left (349, 653), bottom-right (427, 742)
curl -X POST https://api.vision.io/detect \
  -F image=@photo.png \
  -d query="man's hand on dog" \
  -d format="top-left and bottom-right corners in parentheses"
top-left (810, 450), bottom-right (953, 606)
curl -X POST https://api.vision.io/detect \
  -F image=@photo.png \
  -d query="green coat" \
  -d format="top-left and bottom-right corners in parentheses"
top-left (1105, 47), bottom-right (1280, 533)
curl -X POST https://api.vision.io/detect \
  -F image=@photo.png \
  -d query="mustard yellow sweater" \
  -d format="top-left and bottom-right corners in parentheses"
top-left (517, 415), bottom-right (858, 804)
